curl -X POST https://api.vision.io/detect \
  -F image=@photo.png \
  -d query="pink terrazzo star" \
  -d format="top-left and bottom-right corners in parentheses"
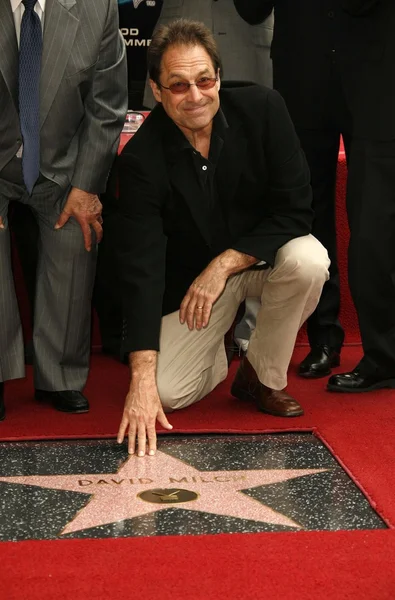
top-left (0, 451), bottom-right (327, 535)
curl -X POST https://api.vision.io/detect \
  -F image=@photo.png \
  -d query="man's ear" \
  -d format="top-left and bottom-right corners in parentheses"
top-left (217, 69), bottom-right (221, 91)
top-left (149, 79), bottom-right (162, 103)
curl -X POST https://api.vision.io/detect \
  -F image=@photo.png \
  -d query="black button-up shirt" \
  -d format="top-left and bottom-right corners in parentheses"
top-left (171, 108), bottom-right (230, 257)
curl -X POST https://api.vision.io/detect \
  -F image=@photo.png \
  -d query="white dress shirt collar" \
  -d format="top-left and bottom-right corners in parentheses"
top-left (10, 0), bottom-right (46, 13)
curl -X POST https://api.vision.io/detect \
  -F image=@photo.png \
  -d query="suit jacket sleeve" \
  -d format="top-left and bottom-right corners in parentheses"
top-left (71, 1), bottom-right (128, 194)
top-left (115, 151), bottom-right (167, 355)
top-left (231, 89), bottom-right (313, 266)
top-left (233, 0), bottom-right (274, 25)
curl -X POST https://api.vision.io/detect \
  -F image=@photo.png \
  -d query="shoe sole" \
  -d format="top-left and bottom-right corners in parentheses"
top-left (54, 406), bottom-right (89, 414)
top-left (35, 392), bottom-right (89, 414)
top-left (299, 368), bottom-right (332, 379)
top-left (231, 386), bottom-right (304, 417)
top-left (299, 356), bottom-right (341, 379)
top-left (327, 378), bottom-right (395, 393)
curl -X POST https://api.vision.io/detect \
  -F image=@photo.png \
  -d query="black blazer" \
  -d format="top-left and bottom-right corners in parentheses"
top-left (234, 0), bottom-right (395, 139)
top-left (116, 84), bottom-right (313, 353)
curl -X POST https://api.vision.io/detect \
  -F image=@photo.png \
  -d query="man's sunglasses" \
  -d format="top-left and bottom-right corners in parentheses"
top-left (159, 76), bottom-right (218, 95)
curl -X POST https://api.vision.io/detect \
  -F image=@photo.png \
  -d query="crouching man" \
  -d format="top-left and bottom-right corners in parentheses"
top-left (115, 19), bottom-right (330, 456)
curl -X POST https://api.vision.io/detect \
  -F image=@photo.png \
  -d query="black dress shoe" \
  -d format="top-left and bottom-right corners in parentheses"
top-left (0, 383), bottom-right (5, 421)
top-left (35, 389), bottom-right (89, 413)
top-left (327, 369), bottom-right (395, 393)
top-left (299, 345), bottom-right (340, 378)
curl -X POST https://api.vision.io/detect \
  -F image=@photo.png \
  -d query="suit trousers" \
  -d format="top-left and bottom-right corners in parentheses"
top-left (346, 137), bottom-right (395, 377)
top-left (155, 235), bottom-right (330, 411)
top-left (235, 65), bottom-right (353, 352)
top-left (296, 127), bottom-right (351, 351)
top-left (0, 158), bottom-right (97, 390)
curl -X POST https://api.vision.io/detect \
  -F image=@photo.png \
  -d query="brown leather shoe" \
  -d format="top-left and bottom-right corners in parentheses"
top-left (231, 357), bottom-right (304, 417)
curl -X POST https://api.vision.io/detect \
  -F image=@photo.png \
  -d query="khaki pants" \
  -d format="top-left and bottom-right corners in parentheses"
top-left (156, 235), bottom-right (330, 411)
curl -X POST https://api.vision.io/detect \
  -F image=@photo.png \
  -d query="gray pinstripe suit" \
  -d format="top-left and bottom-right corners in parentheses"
top-left (143, 0), bottom-right (274, 107)
top-left (0, 0), bottom-right (128, 391)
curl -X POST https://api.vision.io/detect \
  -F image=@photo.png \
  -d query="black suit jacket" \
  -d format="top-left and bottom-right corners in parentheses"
top-left (116, 84), bottom-right (313, 353)
top-left (234, 0), bottom-right (395, 139)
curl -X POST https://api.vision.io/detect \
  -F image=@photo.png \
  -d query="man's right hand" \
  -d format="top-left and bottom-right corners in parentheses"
top-left (117, 379), bottom-right (173, 456)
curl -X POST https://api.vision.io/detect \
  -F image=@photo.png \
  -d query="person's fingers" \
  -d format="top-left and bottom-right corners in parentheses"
top-left (186, 295), bottom-right (199, 330)
top-left (137, 421), bottom-right (147, 457)
top-left (157, 407), bottom-right (173, 431)
top-left (95, 198), bottom-right (103, 214)
top-left (194, 295), bottom-right (206, 330)
top-left (92, 220), bottom-right (103, 244)
top-left (127, 422), bottom-right (137, 455)
top-left (146, 424), bottom-right (157, 456)
top-left (0, 216), bottom-right (4, 229)
top-left (54, 210), bottom-right (71, 230)
top-left (179, 292), bottom-right (192, 324)
top-left (202, 302), bottom-right (213, 328)
top-left (79, 220), bottom-right (92, 252)
top-left (117, 415), bottom-right (129, 444)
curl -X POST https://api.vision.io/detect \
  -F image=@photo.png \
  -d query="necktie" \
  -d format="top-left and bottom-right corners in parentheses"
top-left (18, 0), bottom-right (43, 194)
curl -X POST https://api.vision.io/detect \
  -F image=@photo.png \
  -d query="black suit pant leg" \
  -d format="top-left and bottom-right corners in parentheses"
top-left (346, 137), bottom-right (395, 376)
top-left (93, 209), bottom-right (123, 356)
top-left (296, 127), bottom-right (345, 351)
top-left (92, 168), bottom-right (123, 358)
top-left (9, 201), bottom-right (39, 329)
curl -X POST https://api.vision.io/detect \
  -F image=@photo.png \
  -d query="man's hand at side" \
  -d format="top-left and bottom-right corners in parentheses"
top-left (55, 186), bottom-right (103, 251)
top-left (117, 350), bottom-right (173, 456)
top-left (179, 249), bottom-right (258, 330)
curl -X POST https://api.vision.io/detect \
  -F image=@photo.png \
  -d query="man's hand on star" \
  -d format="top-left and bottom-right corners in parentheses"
top-left (55, 186), bottom-right (103, 251)
top-left (117, 377), bottom-right (173, 457)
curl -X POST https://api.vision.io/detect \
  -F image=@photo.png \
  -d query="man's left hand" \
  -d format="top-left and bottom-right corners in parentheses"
top-left (179, 250), bottom-right (259, 330)
top-left (179, 263), bottom-right (227, 330)
top-left (55, 187), bottom-right (103, 251)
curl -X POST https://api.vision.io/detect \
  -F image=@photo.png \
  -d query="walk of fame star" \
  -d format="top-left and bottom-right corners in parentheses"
top-left (0, 450), bottom-right (327, 536)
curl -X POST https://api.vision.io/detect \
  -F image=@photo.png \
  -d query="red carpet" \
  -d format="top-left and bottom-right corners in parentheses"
top-left (1, 531), bottom-right (394, 600)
